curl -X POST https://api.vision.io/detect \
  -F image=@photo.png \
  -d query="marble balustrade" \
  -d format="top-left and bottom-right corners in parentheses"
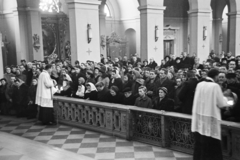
top-left (53, 96), bottom-right (240, 160)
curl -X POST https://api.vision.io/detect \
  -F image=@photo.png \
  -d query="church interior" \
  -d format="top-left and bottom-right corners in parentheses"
top-left (1, 0), bottom-right (240, 160)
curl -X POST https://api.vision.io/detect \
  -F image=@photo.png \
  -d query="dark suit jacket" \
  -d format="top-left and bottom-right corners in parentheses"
top-left (153, 97), bottom-right (174, 112)
top-left (178, 78), bottom-right (199, 114)
top-left (155, 78), bottom-right (175, 99)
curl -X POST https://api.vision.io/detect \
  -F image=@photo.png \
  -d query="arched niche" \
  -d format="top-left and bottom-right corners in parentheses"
top-left (125, 28), bottom-right (136, 58)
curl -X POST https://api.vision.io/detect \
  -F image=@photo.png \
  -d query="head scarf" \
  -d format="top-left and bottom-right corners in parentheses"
top-left (85, 82), bottom-right (97, 93)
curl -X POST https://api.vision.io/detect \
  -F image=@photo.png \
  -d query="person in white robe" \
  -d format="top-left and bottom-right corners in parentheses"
top-left (191, 69), bottom-right (231, 160)
top-left (36, 64), bottom-right (57, 125)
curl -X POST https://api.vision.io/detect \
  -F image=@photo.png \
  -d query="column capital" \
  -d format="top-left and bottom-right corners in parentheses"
top-left (227, 11), bottom-right (240, 16)
top-left (17, 7), bottom-right (40, 13)
top-left (138, 5), bottom-right (166, 11)
top-left (188, 9), bottom-right (211, 14)
top-left (66, 0), bottom-right (101, 5)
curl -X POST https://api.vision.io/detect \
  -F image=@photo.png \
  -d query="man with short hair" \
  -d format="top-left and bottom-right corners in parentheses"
top-left (155, 68), bottom-right (175, 99)
top-left (4, 66), bottom-right (14, 84)
top-left (12, 78), bottom-right (28, 117)
top-left (178, 70), bottom-right (198, 114)
top-left (26, 62), bottom-right (33, 86)
top-left (36, 64), bottom-right (57, 125)
top-left (192, 69), bottom-right (229, 160)
top-left (228, 60), bottom-right (236, 70)
top-left (145, 70), bottom-right (158, 99)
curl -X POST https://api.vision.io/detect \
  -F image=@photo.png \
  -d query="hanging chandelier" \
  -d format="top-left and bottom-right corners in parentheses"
top-left (39, 0), bottom-right (61, 13)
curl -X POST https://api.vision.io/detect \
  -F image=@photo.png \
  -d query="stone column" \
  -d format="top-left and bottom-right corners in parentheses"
top-left (188, 9), bottom-right (211, 62)
top-left (139, 5), bottom-right (165, 64)
top-left (67, 0), bottom-right (101, 65)
top-left (99, 12), bottom-right (107, 57)
top-left (228, 12), bottom-right (240, 56)
top-left (0, 33), bottom-right (4, 78)
top-left (212, 18), bottom-right (223, 56)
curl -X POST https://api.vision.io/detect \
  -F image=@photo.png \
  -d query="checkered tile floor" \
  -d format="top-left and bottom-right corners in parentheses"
top-left (0, 116), bottom-right (193, 160)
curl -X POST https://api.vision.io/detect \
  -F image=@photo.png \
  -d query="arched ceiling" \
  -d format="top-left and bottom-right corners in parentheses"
top-left (106, 0), bottom-right (140, 20)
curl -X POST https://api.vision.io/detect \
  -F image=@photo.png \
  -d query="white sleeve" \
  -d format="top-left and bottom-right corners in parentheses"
top-left (216, 85), bottom-right (228, 108)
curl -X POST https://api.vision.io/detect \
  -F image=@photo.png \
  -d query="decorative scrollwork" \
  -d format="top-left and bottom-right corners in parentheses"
top-left (167, 117), bottom-right (194, 150)
top-left (54, 101), bottom-right (127, 134)
top-left (132, 111), bottom-right (162, 144)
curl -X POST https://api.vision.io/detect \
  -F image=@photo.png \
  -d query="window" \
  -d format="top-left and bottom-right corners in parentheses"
top-left (104, 4), bottom-right (111, 17)
top-left (39, 0), bottom-right (61, 13)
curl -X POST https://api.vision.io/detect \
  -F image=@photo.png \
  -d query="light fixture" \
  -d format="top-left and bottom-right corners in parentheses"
top-left (155, 26), bottom-right (159, 42)
top-left (203, 26), bottom-right (207, 40)
top-left (87, 24), bottom-right (93, 44)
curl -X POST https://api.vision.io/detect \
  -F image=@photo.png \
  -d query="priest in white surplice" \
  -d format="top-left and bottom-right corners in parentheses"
top-left (191, 69), bottom-right (231, 160)
top-left (36, 64), bottom-right (57, 125)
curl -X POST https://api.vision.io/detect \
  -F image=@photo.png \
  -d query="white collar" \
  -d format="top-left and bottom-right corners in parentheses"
top-left (206, 77), bottom-right (214, 82)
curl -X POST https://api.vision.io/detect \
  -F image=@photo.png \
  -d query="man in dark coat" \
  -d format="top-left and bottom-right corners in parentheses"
top-left (12, 79), bottom-right (28, 117)
top-left (181, 52), bottom-right (192, 69)
top-left (178, 70), bottom-right (199, 114)
top-left (71, 66), bottom-right (85, 93)
top-left (148, 58), bottom-right (158, 69)
top-left (155, 68), bottom-right (175, 99)
top-left (26, 62), bottom-right (33, 86)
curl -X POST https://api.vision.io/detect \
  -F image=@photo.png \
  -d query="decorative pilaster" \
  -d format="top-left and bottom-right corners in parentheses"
top-left (17, 8), bottom-right (44, 62)
top-left (0, 33), bottom-right (4, 78)
top-left (67, 0), bottom-right (101, 64)
top-left (139, 5), bottom-right (165, 64)
top-left (212, 18), bottom-right (223, 55)
top-left (188, 9), bottom-right (211, 62)
top-left (228, 12), bottom-right (240, 56)
top-left (99, 12), bottom-right (107, 58)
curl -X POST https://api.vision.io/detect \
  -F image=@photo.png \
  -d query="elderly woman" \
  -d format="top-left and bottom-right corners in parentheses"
top-left (84, 83), bottom-right (98, 101)
top-left (153, 87), bottom-right (174, 112)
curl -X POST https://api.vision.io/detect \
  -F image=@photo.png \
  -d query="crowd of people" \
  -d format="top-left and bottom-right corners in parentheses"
top-left (0, 51), bottom-right (239, 123)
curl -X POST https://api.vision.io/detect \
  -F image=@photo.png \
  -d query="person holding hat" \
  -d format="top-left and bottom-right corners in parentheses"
top-left (153, 87), bottom-right (174, 112)
top-left (123, 87), bottom-right (136, 105)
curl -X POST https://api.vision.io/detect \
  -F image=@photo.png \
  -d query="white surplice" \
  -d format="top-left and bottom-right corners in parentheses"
top-left (191, 77), bottom-right (228, 140)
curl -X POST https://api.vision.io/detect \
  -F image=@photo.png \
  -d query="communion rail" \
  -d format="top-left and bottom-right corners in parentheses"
top-left (53, 96), bottom-right (240, 160)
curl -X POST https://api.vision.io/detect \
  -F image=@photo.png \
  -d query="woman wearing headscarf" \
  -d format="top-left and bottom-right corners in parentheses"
top-left (153, 87), bottom-right (175, 112)
top-left (84, 83), bottom-right (98, 101)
